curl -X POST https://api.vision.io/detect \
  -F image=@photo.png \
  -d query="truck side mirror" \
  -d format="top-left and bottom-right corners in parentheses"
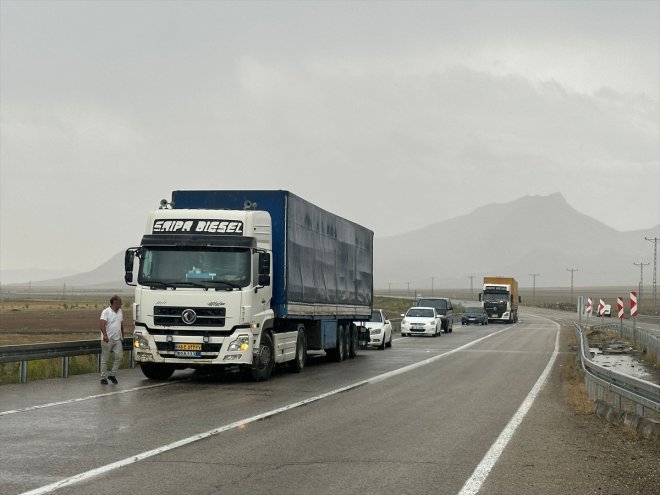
top-left (124, 249), bottom-right (136, 285)
top-left (478, 293), bottom-right (482, 302)
top-left (258, 252), bottom-right (271, 287)
top-left (518, 296), bottom-right (522, 303)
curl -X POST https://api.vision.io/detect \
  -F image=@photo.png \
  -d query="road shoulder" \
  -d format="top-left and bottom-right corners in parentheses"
top-left (478, 323), bottom-right (660, 495)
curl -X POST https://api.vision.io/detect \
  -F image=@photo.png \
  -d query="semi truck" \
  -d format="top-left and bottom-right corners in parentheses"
top-left (479, 277), bottom-right (520, 323)
top-left (124, 190), bottom-right (373, 381)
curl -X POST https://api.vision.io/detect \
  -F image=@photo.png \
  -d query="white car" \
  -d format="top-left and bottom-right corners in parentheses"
top-left (400, 307), bottom-right (441, 337)
top-left (356, 309), bottom-right (393, 349)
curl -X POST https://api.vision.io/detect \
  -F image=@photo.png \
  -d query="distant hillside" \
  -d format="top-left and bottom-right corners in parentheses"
top-left (3, 193), bottom-right (658, 290)
top-left (2, 251), bottom-right (126, 289)
top-left (374, 193), bottom-right (658, 289)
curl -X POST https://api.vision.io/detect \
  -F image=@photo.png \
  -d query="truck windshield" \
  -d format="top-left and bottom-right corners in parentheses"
top-left (483, 292), bottom-right (509, 303)
top-left (138, 247), bottom-right (251, 289)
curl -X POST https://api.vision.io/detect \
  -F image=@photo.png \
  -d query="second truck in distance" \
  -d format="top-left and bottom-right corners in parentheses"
top-left (479, 277), bottom-right (520, 323)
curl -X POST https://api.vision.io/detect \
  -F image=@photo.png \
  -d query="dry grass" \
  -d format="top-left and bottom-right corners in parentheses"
top-left (561, 331), bottom-right (595, 415)
top-left (562, 356), bottom-right (595, 415)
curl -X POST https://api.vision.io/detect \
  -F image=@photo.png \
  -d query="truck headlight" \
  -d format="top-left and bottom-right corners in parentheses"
top-left (133, 332), bottom-right (150, 349)
top-left (228, 335), bottom-right (251, 352)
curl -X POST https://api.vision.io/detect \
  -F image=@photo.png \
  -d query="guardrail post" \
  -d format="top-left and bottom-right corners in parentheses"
top-left (62, 356), bottom-right (69, 378)
top-left (19, 360), bottom-right (28, 384)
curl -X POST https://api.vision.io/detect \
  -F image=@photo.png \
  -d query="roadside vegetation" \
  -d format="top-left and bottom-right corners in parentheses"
top-left (0, 292), bottom-right (133, 385)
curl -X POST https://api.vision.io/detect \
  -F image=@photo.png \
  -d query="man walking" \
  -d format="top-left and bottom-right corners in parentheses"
top-left (99, 295), bottom-right (124, 384)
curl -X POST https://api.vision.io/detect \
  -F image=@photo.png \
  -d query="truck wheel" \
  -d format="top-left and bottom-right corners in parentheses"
top-left (251, 332), bottom-right (274, 382)
top-left (343, 325), bottom-right (351, 359)
top-left (327, 324), bottom-right (346, 362)
top-left (140, 363), bottom-right (174, 380)
top-left (290, 327), bottom-right (306, 373)
top-left (349, 325), bottom-right (359, 358)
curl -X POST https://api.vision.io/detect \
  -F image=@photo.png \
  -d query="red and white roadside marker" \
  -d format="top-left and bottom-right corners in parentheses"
top-left (597, 299), bottom-right (605, 316)
top-left (617, 297), bottom-right (624, 319)
top-left (585, 297), bottom-right (593, 316)
top-left (630, 291), bottom-right (638, 318)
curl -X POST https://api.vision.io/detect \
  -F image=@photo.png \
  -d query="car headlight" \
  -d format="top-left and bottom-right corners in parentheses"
top-left (371, 328), bottom-right (382, 335)
top-left (228, 335), bottom-right (251, 352)
top-left (402, 319), bottom-right (408, 325)
top-left (133, 332), bottom-right (150, 349)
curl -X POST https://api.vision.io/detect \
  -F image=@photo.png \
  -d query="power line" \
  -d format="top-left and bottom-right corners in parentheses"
top-left (566, 268), bottom-right (578, 304)
top-left (633, 261), bottom-right (650, 303)
top-left (645, 237), bottom-right (658, 305)
top-left (529, 273), bottom-right (539, 302)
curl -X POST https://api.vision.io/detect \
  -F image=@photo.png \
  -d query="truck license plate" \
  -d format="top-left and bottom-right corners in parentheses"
top-left (175, 343), bottom-right (202, 351)
top-left (174, 350), bottom-right (201, 358)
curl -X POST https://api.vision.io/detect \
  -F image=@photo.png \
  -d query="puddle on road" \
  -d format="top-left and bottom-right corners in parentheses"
top-left (590, 348), bottom-right (657, 383)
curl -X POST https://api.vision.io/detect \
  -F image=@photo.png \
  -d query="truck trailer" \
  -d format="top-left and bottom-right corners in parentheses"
top-left (479, 277), bottom-right (520, 323)
top-left (124, 190), bottom-right (373, 381)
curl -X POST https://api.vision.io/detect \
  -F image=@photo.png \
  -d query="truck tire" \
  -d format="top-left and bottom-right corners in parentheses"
top-left (290, 327), bottom-right (306, 373)
top-left (349, 324), bottom-right (359, 358)
top-left (250, 332), bottom-right (274, 382)
top-left (140, 363), bottom-right (174, 381)
top-left (327, 324), bottom-right (346, 362)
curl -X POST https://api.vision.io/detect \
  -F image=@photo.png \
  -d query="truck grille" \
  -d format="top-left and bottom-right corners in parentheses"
top-left (153, 306), bottom-right (226, 327)
top-left (155, 342), bottom-right (222, 358)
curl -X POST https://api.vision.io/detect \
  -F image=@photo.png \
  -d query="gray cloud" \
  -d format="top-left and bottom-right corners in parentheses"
top-left (1, 0), bottom-right (658, 272)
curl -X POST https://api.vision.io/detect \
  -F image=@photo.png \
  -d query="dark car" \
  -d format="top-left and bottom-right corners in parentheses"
top-left (462, 307), bottom-right (488, 325)
top-left (414, 297), bottom-right (454, 333)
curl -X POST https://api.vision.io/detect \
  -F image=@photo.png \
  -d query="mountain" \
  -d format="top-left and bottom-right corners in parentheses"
top-left (1, 251), bottom-right (126, 288)
top-left (3, 193), bottom-right (657, 289)
top-left (374, 193), bottom-right (658, 289)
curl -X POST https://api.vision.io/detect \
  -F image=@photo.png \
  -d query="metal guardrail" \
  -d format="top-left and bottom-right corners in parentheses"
top-left (589, 320), bottom-right (660, 363)
top-left (573, 323), bottom-right (660, 418)
top-left (0, 338), bottom-right (134, 384)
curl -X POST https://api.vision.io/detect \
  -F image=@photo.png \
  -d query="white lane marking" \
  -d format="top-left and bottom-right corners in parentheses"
top-left (19, 325), bottom-right (515, 495)
top-left (458, 316), bottom-right (561, 495)
top-left (3, 326), bottom-right (496, 416)
top-left (0, 381), bottom-right (179, 417)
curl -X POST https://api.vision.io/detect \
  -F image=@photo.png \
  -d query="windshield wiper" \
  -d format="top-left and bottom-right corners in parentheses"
top-left (201, 280), bottom-right (243, 290)
top-left (146, 281), bottom-right (177, 290)
top-left (145, 281), bottom-right (210, 290)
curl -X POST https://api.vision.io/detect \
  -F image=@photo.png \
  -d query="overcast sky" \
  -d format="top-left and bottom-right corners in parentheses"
top-left (1, 0), bottom-right (658, 273)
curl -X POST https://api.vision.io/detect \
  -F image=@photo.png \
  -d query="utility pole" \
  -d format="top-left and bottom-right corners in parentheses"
top-left (430, 276), bottom-right (435, 296)
top-left (529, 273), bottom-right (539, 302)
top-left (388, 283), bottom-right (391, 296)
top-left (407, 282), bottom-right (410, 296)
top-left (468, 275), bottom-right (475, 296)
top-left (566, 268), bottom-right (578, 305)
top-left (633, 261), bottom-right (649, 303)
top-left (645, 237), bottom-right (658, 305)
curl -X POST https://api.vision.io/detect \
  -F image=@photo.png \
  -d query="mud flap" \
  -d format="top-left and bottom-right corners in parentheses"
top-left (357, 325), bottom-right (370, 348)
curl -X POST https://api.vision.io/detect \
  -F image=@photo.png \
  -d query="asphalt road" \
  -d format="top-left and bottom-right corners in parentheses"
top-left (1, 311), bottom-right (657, 495)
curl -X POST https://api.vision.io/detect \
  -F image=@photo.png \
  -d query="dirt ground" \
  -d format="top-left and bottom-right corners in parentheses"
top-left (0, 305), bottom-right (125, 344)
